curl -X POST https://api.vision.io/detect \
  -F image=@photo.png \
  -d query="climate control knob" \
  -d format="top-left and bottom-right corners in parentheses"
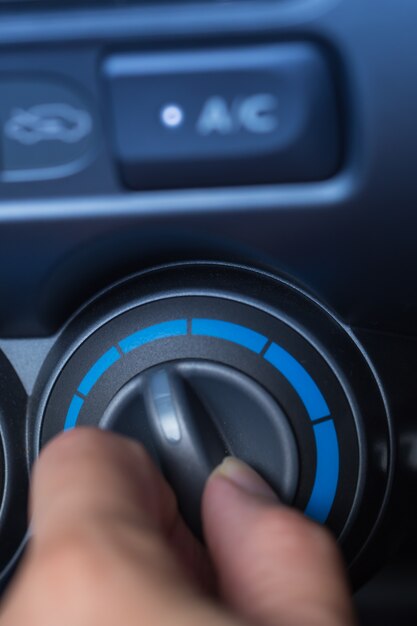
top-left (33, 263), bottom-right (392, 583)
top-left (103, 360), bottom-right (299, 536)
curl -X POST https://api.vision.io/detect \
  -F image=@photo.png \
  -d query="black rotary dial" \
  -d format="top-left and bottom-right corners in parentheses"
top-left (33, 264), bottom-right (392, 575)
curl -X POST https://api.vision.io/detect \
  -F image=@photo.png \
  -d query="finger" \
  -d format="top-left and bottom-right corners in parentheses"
top-left (29, 428), bottom-right (212, 588)
top-left (0, 429), bottom-right (214, 626)
top-left (202, 457), bottom-right (357, 626)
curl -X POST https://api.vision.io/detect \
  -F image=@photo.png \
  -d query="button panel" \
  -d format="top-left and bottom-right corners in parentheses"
top-left (104, 44), bottom-right (341, 190)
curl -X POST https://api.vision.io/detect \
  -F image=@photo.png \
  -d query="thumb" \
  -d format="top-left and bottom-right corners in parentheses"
top-left (202, 457), bottom-right (357, 626)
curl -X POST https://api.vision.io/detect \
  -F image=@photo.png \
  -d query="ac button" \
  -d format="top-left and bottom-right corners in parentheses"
top-left (104, 44), bottom-right (341, 190)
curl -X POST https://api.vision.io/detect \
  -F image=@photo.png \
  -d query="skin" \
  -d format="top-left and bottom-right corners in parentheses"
top-left (0, 428), bottom-right (357, 626)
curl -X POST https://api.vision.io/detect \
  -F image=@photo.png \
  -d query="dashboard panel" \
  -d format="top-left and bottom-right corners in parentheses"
top-left (0, 1), bottom-right (416, 623)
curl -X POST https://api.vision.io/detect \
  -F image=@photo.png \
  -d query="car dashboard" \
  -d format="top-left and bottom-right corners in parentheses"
top-left (0, 1), bottom-right (416, 623)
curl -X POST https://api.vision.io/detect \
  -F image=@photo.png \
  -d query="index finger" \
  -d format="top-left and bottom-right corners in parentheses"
top-left (0, 429), bottom-right (215, 626)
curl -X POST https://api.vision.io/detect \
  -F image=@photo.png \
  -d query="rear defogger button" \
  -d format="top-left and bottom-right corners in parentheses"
top-left (103, 44), bottom-right (341, 190)
top-left (0, 78), bottom-right (99, 182)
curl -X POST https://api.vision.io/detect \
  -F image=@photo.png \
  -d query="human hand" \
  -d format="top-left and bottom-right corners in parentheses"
top-left (0, 428), bottom-right (357, 626)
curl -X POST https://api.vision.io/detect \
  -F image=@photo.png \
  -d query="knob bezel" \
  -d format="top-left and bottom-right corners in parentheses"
top-left (30, 262), bottom-right (393, 582)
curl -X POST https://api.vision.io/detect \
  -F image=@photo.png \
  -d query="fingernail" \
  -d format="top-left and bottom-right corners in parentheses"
top-left (212, 457), bottom-right (280, 502)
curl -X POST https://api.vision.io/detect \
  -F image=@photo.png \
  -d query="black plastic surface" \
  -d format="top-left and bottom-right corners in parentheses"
top-left (0, 352), bottom-right (28, 576)
top-left (0, 1), bottom-right (414, 335)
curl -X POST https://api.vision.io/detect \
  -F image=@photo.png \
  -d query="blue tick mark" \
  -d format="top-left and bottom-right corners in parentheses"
top-left (78, 347), bottom-right (121, 397)
top-left (64, 395), bottom-right (84, 430)
top-left (304, 420), bottom-right (340, 523)
top-left (264, 343), bottom-right (330, 421)
top-left (191, 319), bottom-right (268, 354)
top-left (119, 320), bottom-right (187, 354)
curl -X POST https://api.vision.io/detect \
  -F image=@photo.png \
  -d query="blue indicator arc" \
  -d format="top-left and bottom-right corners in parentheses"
top-left (63, 316), bottom-right (340, 524)
top-left (64, 395), bottom-right (84, 430)
top-left (119, 319), bottom-right (187, 354)
top-left (304, 420), bottom-right (340, 524)
top-left (191, 319), bottom-right (268, 353)
top-left (264, 343), bottom-right (330, 421)
top-left (78, 347), bottom-right (121, 397)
